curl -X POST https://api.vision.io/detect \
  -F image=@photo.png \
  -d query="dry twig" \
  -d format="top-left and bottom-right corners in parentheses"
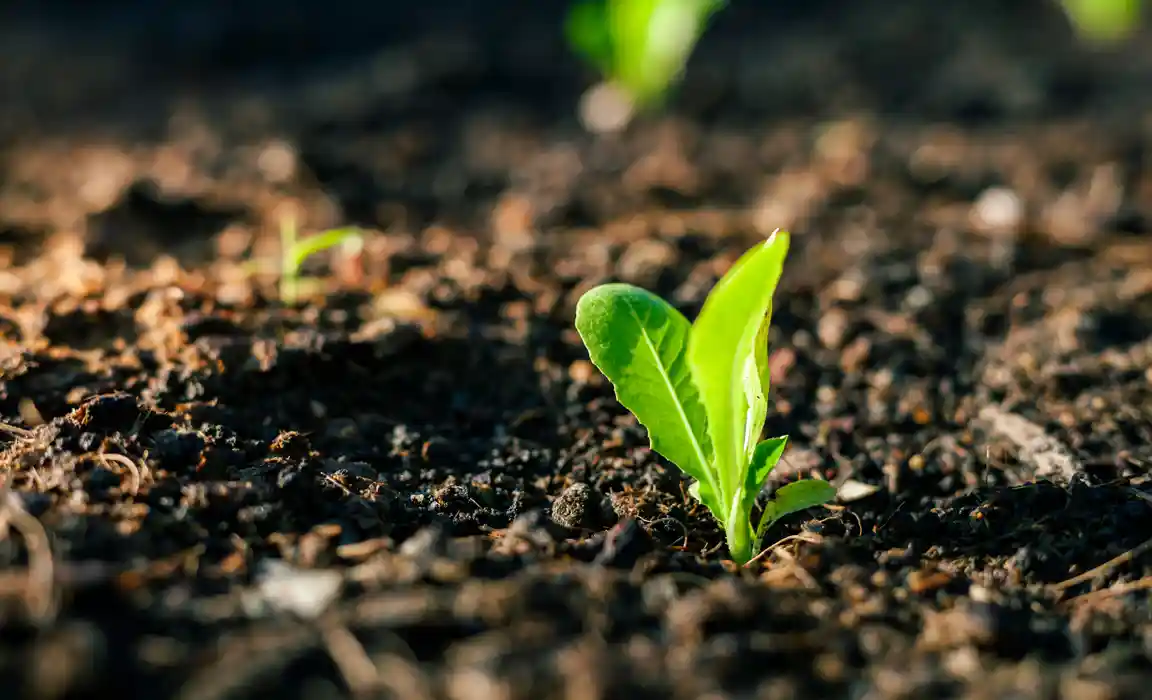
top-left (0, 421), bottom-right (35, 439)
top-left (95, 451), bottom-right (149, 496)
top-left (319, 617), bottom-right (381, 699)
top-left (1051, 491), bottom-right (1152, 594)
top-left (1063, 575), bottom-right (1152, 608)
top-left (0, 478), bottom-right (56, 621)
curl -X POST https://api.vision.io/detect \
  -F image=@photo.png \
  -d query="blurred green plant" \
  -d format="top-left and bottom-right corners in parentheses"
top-left (244, 214), bottom-right (364, 305)
top-left (566, 0), bottom-right (726, 110)
top-left (565, 0), bottom-right (1144, 117)
top-left (1060, 0), bottom-right (1142, 43)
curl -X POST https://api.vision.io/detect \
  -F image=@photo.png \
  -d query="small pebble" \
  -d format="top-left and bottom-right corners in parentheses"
top-left (551, 482), bottom-right (598, 529)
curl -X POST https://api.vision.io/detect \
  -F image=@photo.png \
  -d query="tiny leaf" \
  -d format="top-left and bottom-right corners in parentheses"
top-left (755, 479), bottom-right (837, 541)
top-left (742, 435), bottom-right (788, 515)
top-left (575, 283), bottom-right (719, 510)
top-left (286, 228), bottom-right (363, 274)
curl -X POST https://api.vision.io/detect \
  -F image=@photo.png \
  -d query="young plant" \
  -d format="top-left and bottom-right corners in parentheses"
top-left (275, 214), bottom-right (364, 305)
top-left (1059, 0), bottom-right (1142, 44)
top-left (574, 231), bottom-right (835, 564)
top-left (566, 0), bottom-right (726, 112)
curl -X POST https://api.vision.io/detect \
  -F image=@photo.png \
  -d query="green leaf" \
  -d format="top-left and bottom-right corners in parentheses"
top-left (607, 0), bottom-right (654, 102)
top-left (686, 231), bottom-right (790, 545)
top-left (575, 283), bottom-right (719, 512)
top-left (284, 228), bottom-right (363, 275)
top-left (755, 306), bottom-right (773, 396)
top-left (741, 306), bottom-right (772, 462)
top-left (607, 0), bottom-right (726, 106)
top-left (565, 0), bottom-right (614, 74)
top-left (743, 435), bottom-right (788, 516)
top-left (755, 479), bottom-right (837, 541)
top-left (1060, 0), bottom-right (1141, 44)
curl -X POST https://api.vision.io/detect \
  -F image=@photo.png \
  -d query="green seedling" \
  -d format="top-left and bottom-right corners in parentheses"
top-left (575, 231), bottom-right (835, 564)
top-left (564, 0), bottom-right (1142, 116)
top-left (1060, 0), bottom-right (1142, 43)
top-left (264, 215), bottom-right (364, 305)
top-left (566, 0), bottom-right (726, 111)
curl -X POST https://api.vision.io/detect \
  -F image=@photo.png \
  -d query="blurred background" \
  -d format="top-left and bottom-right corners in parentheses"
top-left (2, 0), bottom-right (1147, 128)
top-left (0, 0), bottom-right (1149, 275)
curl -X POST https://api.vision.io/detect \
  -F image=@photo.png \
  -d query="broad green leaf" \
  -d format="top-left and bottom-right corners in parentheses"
top-left (742, 435), bottom-right (788, 516)
top-left (686, 231), bottom-right (790, 527)
top-left (575, 283), bottom-right (717, 505)
top-left (754, 479), bottom-right (837, 541)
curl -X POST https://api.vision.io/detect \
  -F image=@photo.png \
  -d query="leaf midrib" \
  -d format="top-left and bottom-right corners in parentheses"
top-left (624, 296), bottom-right (714, 497)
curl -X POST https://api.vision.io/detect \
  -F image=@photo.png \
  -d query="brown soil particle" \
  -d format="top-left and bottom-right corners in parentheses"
top-left (2, 0), bottom-right (1152, 698)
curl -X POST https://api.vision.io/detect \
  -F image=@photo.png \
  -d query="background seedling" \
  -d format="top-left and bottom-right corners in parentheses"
top-left (246, 214), bottom-right (365, 305)
top-left (1060, 0), bottom-right (1142, 43)
top-left (574, 231), bottom-right (836, 565)
top-left (566, 0), bottom-right (726, 116)
top-left (278, 215), bottom-right (364, 305)
top-left (565, 0), bottom-right (1144, 125)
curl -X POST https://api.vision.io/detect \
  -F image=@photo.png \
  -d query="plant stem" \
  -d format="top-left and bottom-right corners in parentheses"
top-left (280, 213), bottom-right (299, 305)
top-left (726, 516), bottom-right (754, 565)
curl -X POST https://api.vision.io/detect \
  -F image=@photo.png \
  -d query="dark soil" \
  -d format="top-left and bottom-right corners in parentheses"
top-left (3, 1), bottom-right (1152, 698)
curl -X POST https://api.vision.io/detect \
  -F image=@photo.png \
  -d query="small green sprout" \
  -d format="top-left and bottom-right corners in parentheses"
top-left (275, 214), bottom-right (364, 305)
top-left (574, 231), bottom-right (835, 564)
top-left (566, 0), bottom-right (726, 112)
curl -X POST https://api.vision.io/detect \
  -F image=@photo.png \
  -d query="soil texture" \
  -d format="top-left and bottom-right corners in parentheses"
top-left (2, 1), bottom-right (1152, 698)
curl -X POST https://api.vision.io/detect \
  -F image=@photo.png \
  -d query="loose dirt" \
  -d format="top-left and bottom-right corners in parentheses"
top-left (2, 1), bottom-right (1152, 698)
